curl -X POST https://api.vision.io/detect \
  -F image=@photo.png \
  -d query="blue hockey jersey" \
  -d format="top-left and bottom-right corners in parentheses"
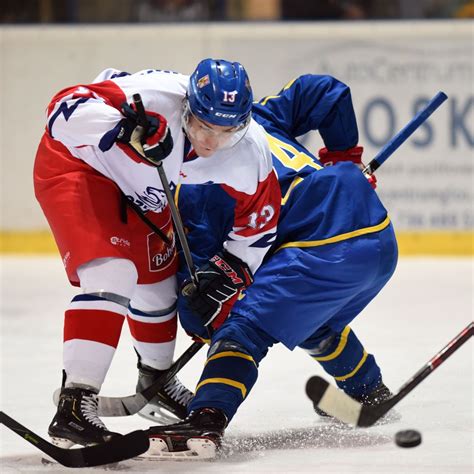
top-left (178, 74), bottom-right (388, 265)
top-left (176, 74), bottom-right (396, 346)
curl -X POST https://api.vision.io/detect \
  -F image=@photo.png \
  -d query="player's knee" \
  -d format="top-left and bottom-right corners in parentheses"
top-left (77, 257), bottom-right (138, 299)
top-left (213, 315), bottom-right (275, 363)
top-left (300, 334), bottom-right (336, 355)
top-left (208, 339), bottom-right (252, 359)
top-left (299, 325), bottom-right (338, 354)
top-left (131, 275), bottom-right (177, 312)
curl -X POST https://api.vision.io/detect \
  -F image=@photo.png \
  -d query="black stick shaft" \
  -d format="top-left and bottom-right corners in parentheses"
top-left (132, 93), bottom-right (198, 287)
top-left (0, 411), bottom-right (149, 467)
top-left (395, 321), bottom-right (473, 399)
top-left (359, 322), bottom-right (473, 426)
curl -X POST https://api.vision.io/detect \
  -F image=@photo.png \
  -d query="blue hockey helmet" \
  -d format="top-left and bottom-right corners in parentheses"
top-left (187, 58), bottom-right (253, 128)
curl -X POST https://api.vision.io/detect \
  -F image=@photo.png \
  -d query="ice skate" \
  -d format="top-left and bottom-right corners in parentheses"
top-left (136, 362), bottom-right (194, 423)
top-left (48, 386), bottom-right (120, 448)
top-left (143, 407), bottom-right (227, 460)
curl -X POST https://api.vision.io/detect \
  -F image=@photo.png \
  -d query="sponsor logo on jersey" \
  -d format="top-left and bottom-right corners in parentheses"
top-left (148, 230), bottom-right (176, 272)
top-left (110, 236), bottom-right (131, 247)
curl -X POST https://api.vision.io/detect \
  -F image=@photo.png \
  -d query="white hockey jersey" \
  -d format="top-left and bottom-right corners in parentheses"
top-left (44, 68), bottom-right (281, 272)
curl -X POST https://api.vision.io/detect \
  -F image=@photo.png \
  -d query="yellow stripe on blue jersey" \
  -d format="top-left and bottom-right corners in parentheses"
top-left (281, 176), bottom-right (304, 205)
top-left (258, 78), bottom-right (297, 106)
top-left (277, 216), bottom-right (391, 251)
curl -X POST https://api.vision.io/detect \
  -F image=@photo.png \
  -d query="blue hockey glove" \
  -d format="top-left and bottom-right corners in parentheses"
top-left (116, 102), bottom-right (173, 166)
top-left (181, 251), bottom-right (253, 329)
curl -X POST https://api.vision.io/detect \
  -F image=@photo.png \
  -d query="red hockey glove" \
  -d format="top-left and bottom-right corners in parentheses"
top-left (318, 146), bottom-right (364, 167)
top-left (116, 102), bottom-right (173, 166)
top-left (318, 146), bottom-right (377, 189)
top-left (181, 251), bottom-right (253, 330)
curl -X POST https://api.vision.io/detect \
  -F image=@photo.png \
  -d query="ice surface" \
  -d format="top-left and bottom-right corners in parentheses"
top-left (1, 256), bottom-right (472, 473)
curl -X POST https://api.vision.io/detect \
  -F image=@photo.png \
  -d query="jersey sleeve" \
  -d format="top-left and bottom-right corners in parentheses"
top-left (45, 81), bottom-right (127, 151)
top-left (180, 121), bottom-right (281, 274)
top-left (253, 74), bottom-right (359, 151)
top-left (220, 168), bottom-right (280, 274)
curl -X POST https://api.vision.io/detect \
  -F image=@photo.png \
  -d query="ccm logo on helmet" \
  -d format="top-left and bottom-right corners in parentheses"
top-left (215, 112), bottom-right (238, 118)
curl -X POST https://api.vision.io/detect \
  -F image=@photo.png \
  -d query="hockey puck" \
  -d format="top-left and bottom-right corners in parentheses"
top-left (395, 429), bottom-right (422, 448)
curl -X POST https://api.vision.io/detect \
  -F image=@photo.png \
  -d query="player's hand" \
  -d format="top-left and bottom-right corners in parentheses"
top-left (181, 251), bottom-right (253, 329)
top-left (116, 102), bottom-right (173, 166)
top-left (318, 146), bottom-right (377, 189)
top-left (318, 145), bottom-right (364, 168)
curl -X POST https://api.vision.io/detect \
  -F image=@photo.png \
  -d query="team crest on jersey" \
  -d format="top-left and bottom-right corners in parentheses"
top-left (128, 187), bottom-right (168, 213)
top-left (197, 75), bottom-right (210, 88)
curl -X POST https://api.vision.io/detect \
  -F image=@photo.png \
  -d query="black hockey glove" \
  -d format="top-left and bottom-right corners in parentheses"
top-left (116, 102), bottom-right (173, 166)
top-left (181, 251), bottom-right (254, 329)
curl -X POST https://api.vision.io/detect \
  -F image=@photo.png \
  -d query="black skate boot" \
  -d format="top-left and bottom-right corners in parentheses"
top-left (314, 382), bottom-right (392, 418)
top-left (48, 387), bottom-right (120, 448)
top-left (137, 362), bottom-right (194, 423)
top-left (145, 407), bottom-right (228, 459)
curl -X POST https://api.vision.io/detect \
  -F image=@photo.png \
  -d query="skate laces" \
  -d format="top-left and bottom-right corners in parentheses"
top-left (163, 377), bottom-right (194, 406)
top-left (80, 393), bottom-right (107, 430)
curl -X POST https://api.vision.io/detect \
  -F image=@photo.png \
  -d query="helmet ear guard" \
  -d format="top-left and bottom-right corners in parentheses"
top-left (187, 58), bottom-right (253, 128)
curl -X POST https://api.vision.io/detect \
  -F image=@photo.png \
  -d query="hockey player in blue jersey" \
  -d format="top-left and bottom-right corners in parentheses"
top-left (147, 74), bottom-right (398, 457)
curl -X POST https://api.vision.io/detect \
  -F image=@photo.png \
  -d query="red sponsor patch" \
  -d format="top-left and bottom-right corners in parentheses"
top-left (147, 225), bottom-right (176, 272)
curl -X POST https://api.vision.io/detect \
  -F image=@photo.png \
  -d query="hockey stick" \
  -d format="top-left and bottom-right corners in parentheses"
top-left (53, 340), bottom-right (204, 417)
top-left (306, 322), bottom-right (473, 427)
top-left (363, 91), bottom-right (448, 176)
top-left (132, 93), bottom-right (198, 290)
top-left (0, 411), bottom-right (149, 467)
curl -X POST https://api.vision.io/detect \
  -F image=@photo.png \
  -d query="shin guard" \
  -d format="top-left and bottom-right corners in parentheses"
top-left (301, 326), bottom-right (382, 397)
top-left (188, 340), bottom-right (258, 421)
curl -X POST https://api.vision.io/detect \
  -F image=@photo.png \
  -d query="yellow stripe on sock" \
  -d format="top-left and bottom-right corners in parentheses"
top-left (334, 350), bottom-right (369, 381)
top-left (205, 351), bottom-right (257, 368)
top-left (312, 326), bottom-right (351, 361)
top-left (195, 378), bottom-right (247, 398)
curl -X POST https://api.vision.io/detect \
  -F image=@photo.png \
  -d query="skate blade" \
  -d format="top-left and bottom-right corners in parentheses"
top-left (139, 437), bottom-right (217, 460)
top-left (49, 436), bottom-right (76, 449)
top-left (138, 405), bottom-right (182, 425)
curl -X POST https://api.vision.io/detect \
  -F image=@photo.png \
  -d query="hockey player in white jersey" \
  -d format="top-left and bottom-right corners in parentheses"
top-left (34, 58), bottom-right (280, 448)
